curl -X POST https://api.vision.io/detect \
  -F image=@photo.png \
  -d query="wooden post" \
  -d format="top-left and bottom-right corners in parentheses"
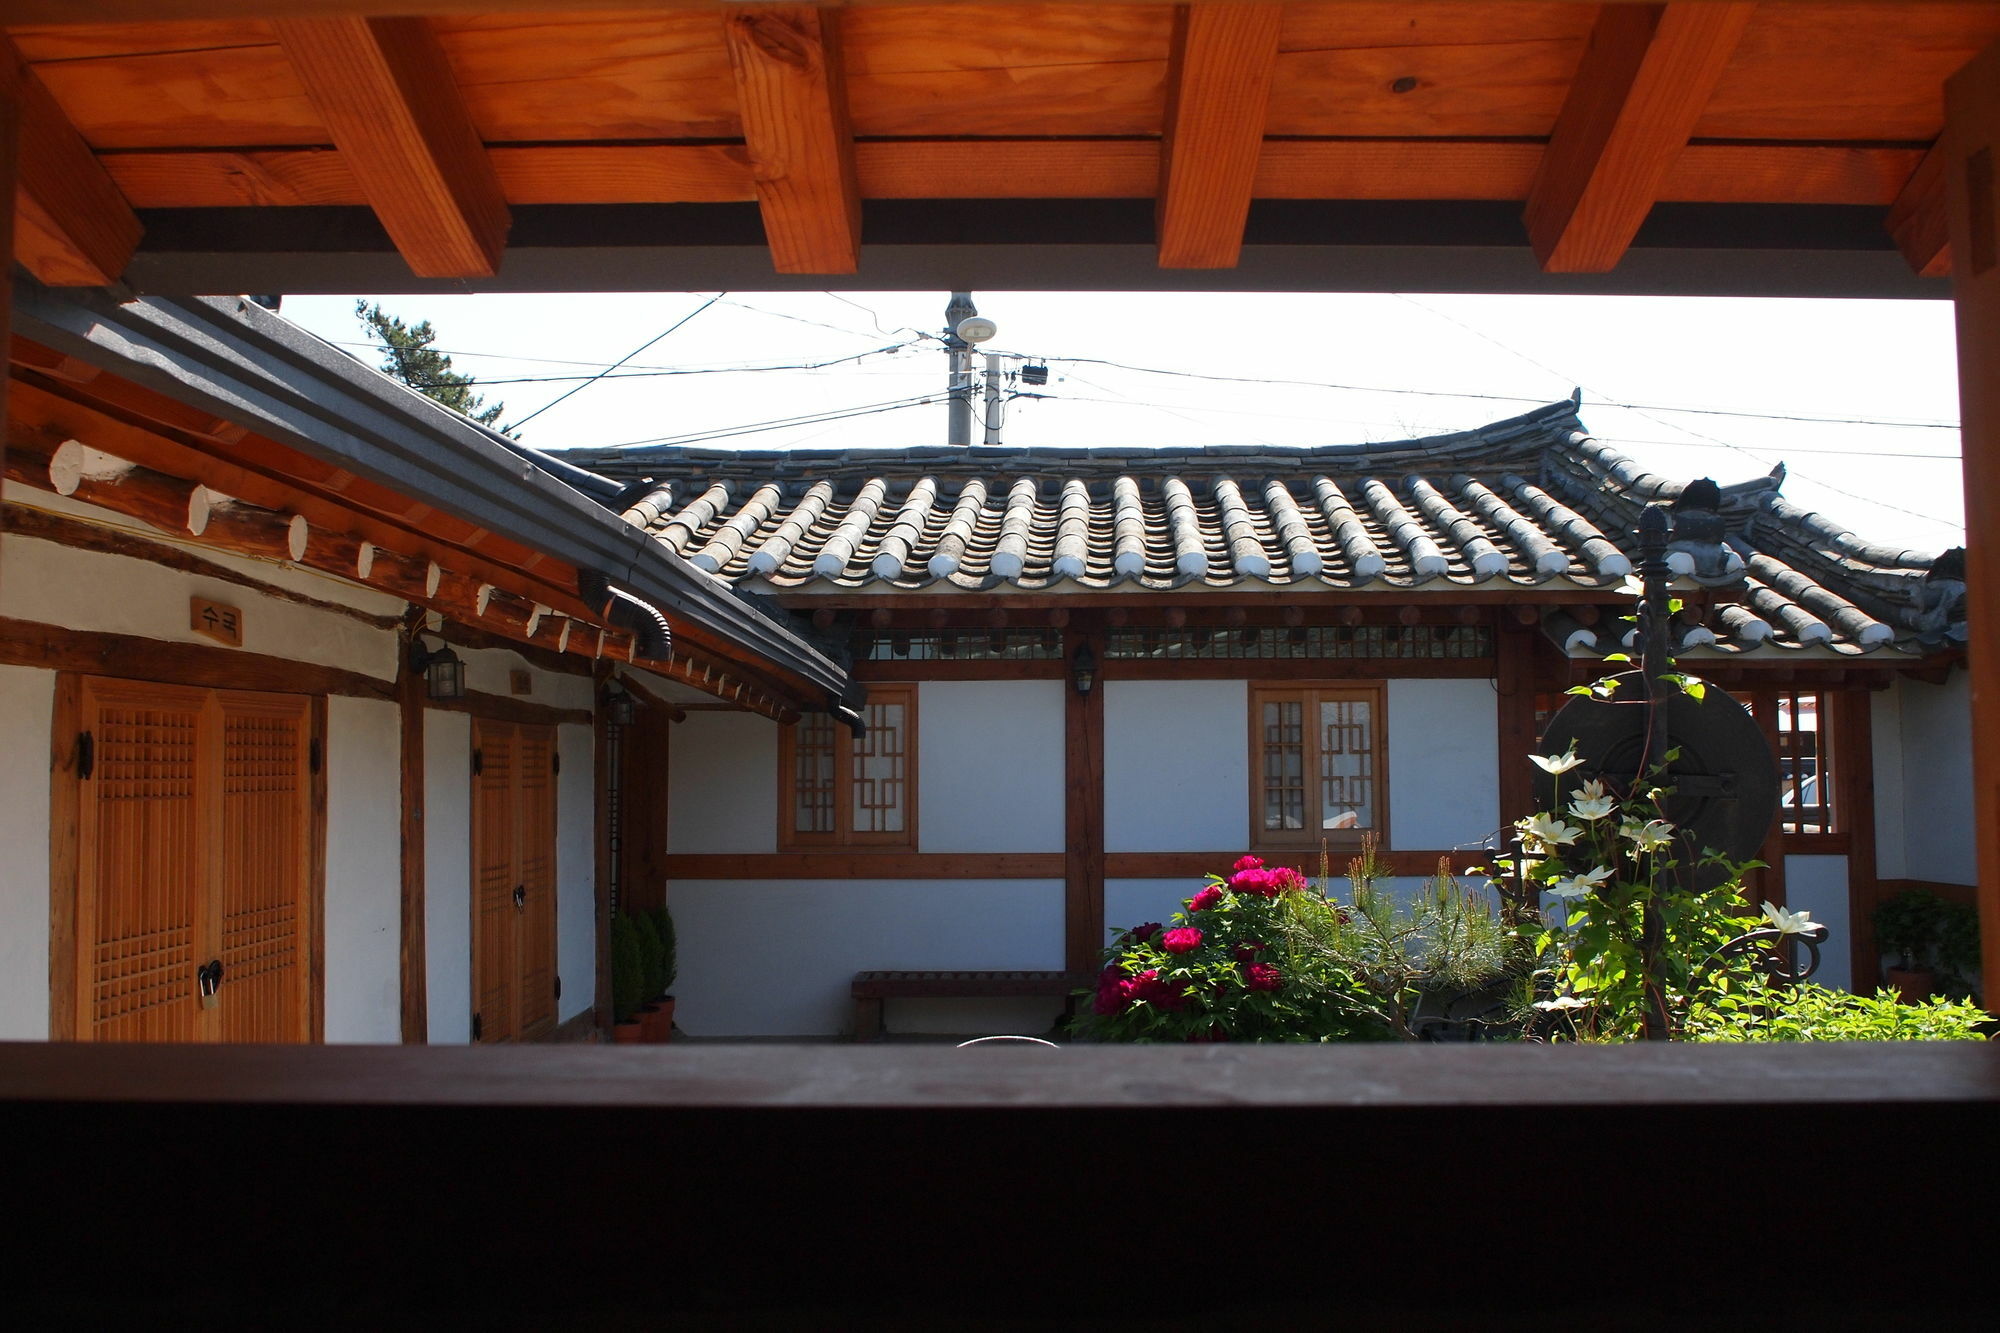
top-left (1945, 41), bottom-right (2000, 999)
top-left (2, 51), bottom-right (19, 596)
top-left (397, 612), bottom-right (428, 1044)
top-left (1494, 615), bottom-right (1538, 833)
top-left (1063, 625), bottom-right (1106, 974)
top-left (592, 659), bottom-right (613, 1035)
top-left (1833, 690), bottom-right (1881, 993)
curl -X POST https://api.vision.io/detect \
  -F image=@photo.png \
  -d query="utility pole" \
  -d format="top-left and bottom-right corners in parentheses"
top-left (945, 291), bottom-right (976, 446)
top-left (982, 354), bottom-right (1005, 445)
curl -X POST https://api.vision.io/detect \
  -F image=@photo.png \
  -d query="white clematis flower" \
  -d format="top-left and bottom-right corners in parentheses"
top-left (1761, 901), bottom-right (1817, 936)
top-left (1533, 994), bottom-right (1590, 1012)
top-left (1530, 749), bottom-right (1585, 775)
top-left (1518, 813), bottom-right (1583, 849)
top-left (1545, 865), bottom-right (1613, 900)
top-left (1568, 778), bottom-right (1617, 822)
top-left (1621, 818), bottom-right (1675, 854)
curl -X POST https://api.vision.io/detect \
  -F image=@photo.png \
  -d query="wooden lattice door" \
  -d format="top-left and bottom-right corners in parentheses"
top-left (72, 678), bottom-right (313, 1043)
top-left (470, 720), bottom-right (558, 1042)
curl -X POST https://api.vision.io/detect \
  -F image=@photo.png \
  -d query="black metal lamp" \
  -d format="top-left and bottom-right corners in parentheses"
top-left (603, 680), bottom-right (637, 727)
top-left (1070, 641), bottom-right (1097, 696)
top-left (408, 637), bottom-right (465, 701)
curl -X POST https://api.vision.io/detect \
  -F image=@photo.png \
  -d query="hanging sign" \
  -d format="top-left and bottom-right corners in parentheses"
top-left (191, 597), bottom-right (244, 647)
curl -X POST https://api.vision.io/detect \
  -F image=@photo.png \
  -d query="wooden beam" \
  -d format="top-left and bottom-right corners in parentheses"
top-left (397, 618), bottom-right (428, 1045)
top-left (1524, 3), bottom-right (1754, 274)
top-left (1944, 38), bottom-right (2000, 1003)
top-left (1887, 139), bottom-right (1952, 279)
top-left (0, 616), bottom-right (395, 700)
top-left (272, 16), bottom-right (508, 278)
top-left (4, 41), bottom-right (142, 286)
top-left (1156, 3), bottom-right (1283, 269)
top-left (722, 5), bottom-right (860, 275)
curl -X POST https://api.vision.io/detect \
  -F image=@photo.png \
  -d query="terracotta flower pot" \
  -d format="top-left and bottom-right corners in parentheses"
top-left (640, 1002), bottom-right (671, 1044)
top-left (658, 995), bottom-right (677, 1040)
top-left (612, 1019), bottom-right (645, 1044)
top-left (1886, 967), bottom-right (1937, 1005)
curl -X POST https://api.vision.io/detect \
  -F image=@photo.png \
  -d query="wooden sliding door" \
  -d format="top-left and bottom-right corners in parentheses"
top-left (69, 677), bottom-right (315, 1043)
top-left (470, 720), bottom-right (558, 1042)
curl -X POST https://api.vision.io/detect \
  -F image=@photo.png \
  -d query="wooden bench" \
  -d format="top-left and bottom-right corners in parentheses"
top-left (849, 970), bottom-right (1092, 1042)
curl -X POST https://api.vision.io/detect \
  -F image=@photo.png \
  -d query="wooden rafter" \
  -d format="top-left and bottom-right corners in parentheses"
top-left (722, 4), bottom-right (860, 276)
top-left (1156, 2), bottom-right (1283, 270)
top-left (4, 41), bottom-right (141, 287)
top-left (1524, 2), bottom-right (1755, 274)
top-left (272, 16), bottom-right (509, 278)
top-left (1887, 140), bottom-right (1952, 278)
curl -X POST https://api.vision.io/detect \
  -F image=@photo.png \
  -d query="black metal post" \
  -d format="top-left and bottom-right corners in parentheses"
top-left (1636, 504), bottom-right (1675, 1039)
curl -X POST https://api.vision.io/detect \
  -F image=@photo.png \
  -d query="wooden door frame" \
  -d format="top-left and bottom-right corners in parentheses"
top-left (48, 670), bottom-right (327, 1041)
top-left (468, 717), bottom-right (560, 1043)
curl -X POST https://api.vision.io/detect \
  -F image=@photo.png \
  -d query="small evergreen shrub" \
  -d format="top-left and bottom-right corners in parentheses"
top-left (633, 911), bottom-right (667, 1000)
top-left (650, 906), bottom-right (678, 996)
top-left (610, 914), bottom-right (644, 1023)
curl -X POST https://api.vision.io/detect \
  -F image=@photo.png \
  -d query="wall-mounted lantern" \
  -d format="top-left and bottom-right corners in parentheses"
top-left (1070, 641), bottom-right (1097, 697)
top-left (603, 679), bottom-right (637, 727)
top-left (408, 636), bottom-right (465, 701)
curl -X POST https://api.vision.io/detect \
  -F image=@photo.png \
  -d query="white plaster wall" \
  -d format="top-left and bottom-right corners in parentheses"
top-left (1784, 855), bottom-right (1852, 993)
top-left (0, 521), bottom-right (399, 682)
top-left (1386, 678), bottom-right (1499, 851)
top-left (667, 878), bottom-right (1064, 1036)
top-left (1871, 688), bottom-right (1907, 881)
top-left (0, 666), bottom-right (55, 1040)
top-left (1896, 672), bottom-right (1974, 885)
top-left (1104, 680), bottom-right (1248, 852)
top-left (455, 640), bottom-right (594, 712)
top-left (667, 710), bottom-right (778, 852)
top-left (323, 695), bottom-right (403, 1042)
top-left (423, 709), bottom-right (474, 1044)
top-left (556, 723), bottom-right (596, 1023)
top-left (919, 679), bottom-right (1065, 852)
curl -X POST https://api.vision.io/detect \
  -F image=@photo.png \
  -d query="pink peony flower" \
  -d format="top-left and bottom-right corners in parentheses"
top-left (1187, 884), bottom-right (1226, 913)
top-left (1233, 941), bottom-right (1267, 963)
top-left (1161, 927), bottom-right (1203, 955)
top-left (1233, 854), bottom-right (1265, 873)
top-left (1093, 963), bottom-right (1131, 1016)
top-left (1127, 922), bottom-right (1162, 945)
top-left (1245, 962), bottom-right (1283, 992)
top-left (1124, 969), bottom-right (1188, 1011)
top-left (1230, 864), bottom-right (1308, 897)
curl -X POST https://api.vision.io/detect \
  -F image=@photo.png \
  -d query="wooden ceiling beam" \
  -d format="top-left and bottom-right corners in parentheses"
top-left (1524, 2), bottom-right (1754, 274)
top-left (5, 41), bottom-right (141, 287)
top-left (722, 5), bottom-right (860, 275)
top-left (1156, 2), bottom-right (1283, 270)
top-left (1887, 139), bottom-right (1951, 278)
top-left (272, 16), bottom-right (508, 279)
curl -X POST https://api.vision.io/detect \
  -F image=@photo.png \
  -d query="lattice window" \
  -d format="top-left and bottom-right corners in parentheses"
top-left (1109, 625), bottom-right (1490, 660)
top-left (1251, 684), bottom-right (1385, 849)
top-left (780, 685), bottom-right (917, 849)
top-left (1775, 690), bottom-right (1834, 834)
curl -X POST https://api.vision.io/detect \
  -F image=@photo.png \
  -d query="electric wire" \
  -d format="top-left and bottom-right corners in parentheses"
top-left (590, 392), bottom-right (941, 450)
top-left (507, 293), bottom-right (726, 430)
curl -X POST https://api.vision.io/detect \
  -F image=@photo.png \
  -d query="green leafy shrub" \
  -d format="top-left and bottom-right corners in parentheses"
top-left (650, 905), bottom-right (678, 996)
top-left (1936, 899), bottom-right (1981, 1000)
top-left (610, 914), bottom-right (644, 1023)
top-left (633, 911), bottom-right (667, 1000)
top-left (1872, 888), bottom-right (1948, 972)
top-left (1689, 981), bottom-right (1993, 1042)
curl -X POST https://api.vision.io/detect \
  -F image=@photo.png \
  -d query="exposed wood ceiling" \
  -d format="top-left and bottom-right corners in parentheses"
top-left (7, 2), bottom-right (1998, 294)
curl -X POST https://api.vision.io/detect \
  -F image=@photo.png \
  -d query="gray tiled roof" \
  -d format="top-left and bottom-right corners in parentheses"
top-left (557, 401), bottom-right (1964, 659)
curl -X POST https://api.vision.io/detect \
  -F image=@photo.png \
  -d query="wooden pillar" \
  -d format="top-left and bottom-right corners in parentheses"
top-left (1833, 690), bottom-right (1881, 993)
top-left (1945, 41), bottom-right (2000, 998)
top-left (592, 660), bottom-right (613, 1033)
top-left (1494, 616), bottom-right (1539, 832)
top-left (2, 52), bottom-right (19, 595)
top-left (1745, 688), bottom-right (1788, 912)
top-left (397, 622), bottom-right (428, 1043)
top-left (1063, 626), bottom-right (1106, 974)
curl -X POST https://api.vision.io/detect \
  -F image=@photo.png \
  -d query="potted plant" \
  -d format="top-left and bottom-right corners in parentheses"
top-left (610, 914), bottom-right (645, 1043)
top-left (633, 911), bottom-right (670, 1043)
top-left (650, 905), bottom-right (678, 1039)
top-left (1873, 888), bottom-right (1946, 1003)
top-left (1936, 899), bottom-right (1982, 1004)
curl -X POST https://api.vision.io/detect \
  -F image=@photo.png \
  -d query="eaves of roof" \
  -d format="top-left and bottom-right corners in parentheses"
top-left (7, 278), bottom-right (850, 704)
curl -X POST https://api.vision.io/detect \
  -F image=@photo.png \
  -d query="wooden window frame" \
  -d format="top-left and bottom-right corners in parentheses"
top-left (1746, 685), bottom-right (1848, 853)
top-left (48, 672), bottom-right (327, 1043)
top-left (1247, 681), bottom-right (1390, 855)
top-left (777, 684), bottom-right (919, 852)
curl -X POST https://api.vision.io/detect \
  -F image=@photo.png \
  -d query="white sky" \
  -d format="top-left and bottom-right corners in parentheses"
top-left (274, 290), bottom-right (1966, 553)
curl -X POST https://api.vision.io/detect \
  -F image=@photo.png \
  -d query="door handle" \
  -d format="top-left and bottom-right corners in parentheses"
top-left (196, 959), bottom-right (224, 1007)
top-left (513, 884), bottom-right (526, 911)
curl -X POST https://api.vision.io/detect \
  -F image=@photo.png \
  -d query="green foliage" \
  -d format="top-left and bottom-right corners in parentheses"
top-left (649, 905), bottom-right (678, 996)
top-left (1872, 888), bottom-right (1949, 971)
top-left (354, 301), bottom-right (511, 432)
top-left (1937, 900), bottom-right (1981, 998)
top-left (1689, 981), bottom-right (1993, 1042)
top-left (632, 911), bottom-right (667, 1000)
top-left (610, 914), bottom-right (644, 1023)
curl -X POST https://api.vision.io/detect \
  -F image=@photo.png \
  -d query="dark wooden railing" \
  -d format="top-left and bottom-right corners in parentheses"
top-left (4, 1042), bottom-right (1995, 1322)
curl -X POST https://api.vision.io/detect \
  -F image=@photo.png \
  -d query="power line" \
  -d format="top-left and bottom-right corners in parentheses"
top-left (508, 293), bottom-right (725, 430)
top-left (589, 393), bottom-right (941, 450)
top-left (396, 338), bottom-right (924, 389)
